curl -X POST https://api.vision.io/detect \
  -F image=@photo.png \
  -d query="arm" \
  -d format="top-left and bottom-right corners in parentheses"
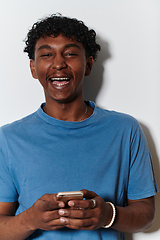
top-left (0, 202), bottom-right (35, 240)
top-left (58, 189), bottom-right (155, 233)
top-left (113, 196), bottom-right (155, 233)
top-left (0, 194), bottom-right (65, 240)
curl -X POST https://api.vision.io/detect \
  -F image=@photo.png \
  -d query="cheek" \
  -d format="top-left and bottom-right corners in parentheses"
top-left (70, 62), bottom-right (86, 78)
top-left (78, 65), bottom-right (87, 79)
top-left (35, 62), bottom-right (50, 78)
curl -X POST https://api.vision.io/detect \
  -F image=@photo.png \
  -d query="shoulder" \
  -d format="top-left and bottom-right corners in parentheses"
top-left (0, 110), bottom-right (39, 137)
top-left (92, 102), bottom-right (139, 130)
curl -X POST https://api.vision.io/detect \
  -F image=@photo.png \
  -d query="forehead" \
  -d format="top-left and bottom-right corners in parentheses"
top-left (35, 34), bottom-right (85, 53)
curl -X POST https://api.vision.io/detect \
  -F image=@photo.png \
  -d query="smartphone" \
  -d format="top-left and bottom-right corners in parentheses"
top-left (56, 191), bottom-right (84, 203)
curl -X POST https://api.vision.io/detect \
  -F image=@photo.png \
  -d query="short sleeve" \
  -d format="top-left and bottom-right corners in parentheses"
top-left (0, 128), bottom-right (18, 202)
top-left (127, 124), bottom-right (158, 200)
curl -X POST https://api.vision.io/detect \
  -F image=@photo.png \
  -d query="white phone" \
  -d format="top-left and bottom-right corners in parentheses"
top-left (56, 191), bottom-right (84, 203)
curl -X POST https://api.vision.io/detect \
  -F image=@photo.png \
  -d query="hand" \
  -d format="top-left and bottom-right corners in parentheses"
top-left (58, 189), bottom-right (112, 230)
top-left (26, 193), bottom-right (66, 231)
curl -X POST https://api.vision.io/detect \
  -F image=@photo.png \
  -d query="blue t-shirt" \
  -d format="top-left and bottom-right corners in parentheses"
top-left (0, 102), bottom-right (158, 240)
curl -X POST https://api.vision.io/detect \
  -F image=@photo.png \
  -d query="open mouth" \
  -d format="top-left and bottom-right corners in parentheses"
top-left (50, 77), bottom-right (70, 86)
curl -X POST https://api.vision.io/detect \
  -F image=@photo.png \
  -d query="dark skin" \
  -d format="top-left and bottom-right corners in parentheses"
top-left (30, 34), bottom-right (94, 121)
top-left (0, 34), bottom-right (155, 239)
top-left (0, 190), bottom-right (155, 239)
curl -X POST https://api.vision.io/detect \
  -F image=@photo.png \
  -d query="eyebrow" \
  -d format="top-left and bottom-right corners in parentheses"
top-left (37, 45), bottom-right (52, 51)
top-left (37, 43), bottom-right (81, 51)
top-left (64, 44), bottom-right (81, 50)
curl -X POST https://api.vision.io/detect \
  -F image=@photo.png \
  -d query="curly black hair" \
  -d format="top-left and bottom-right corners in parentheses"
top-left (24, 14), bottom-right (101, 60)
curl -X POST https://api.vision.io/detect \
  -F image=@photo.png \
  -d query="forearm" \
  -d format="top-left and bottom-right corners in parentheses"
top-left (0, 194), bottom-right (65, 239)
top-left (0, 209), bottom-right (35, 240)
top-left (112, 199), bottom-right (155, 233)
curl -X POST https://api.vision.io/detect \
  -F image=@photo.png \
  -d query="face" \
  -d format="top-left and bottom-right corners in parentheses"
top-left (30, 34), bottom-right (94, 105)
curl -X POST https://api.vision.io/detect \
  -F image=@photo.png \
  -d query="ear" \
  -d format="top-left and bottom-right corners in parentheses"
top-left (85, 56), bottom-right (94, 76)
top-left (30, 59), bottom-right (38, 79)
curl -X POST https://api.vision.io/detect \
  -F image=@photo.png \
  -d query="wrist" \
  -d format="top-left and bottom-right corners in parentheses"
top-left (102, 202), bottom-right (117, 228)
top-left (23, 207), bottom-right (37, 232)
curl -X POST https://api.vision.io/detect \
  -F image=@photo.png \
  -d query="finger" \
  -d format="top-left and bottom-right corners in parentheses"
top-left (80, 189), bottom-right (98, 199)
top-left (68, 198), bottom-right (97, 209)
top-left (36, 209), bottom-right (68, 231)
top-left (59, 216), bottom-right (97, 230)
top-left (41, 193), bottom-right (64, 207)
top-left (41, 193), bottom-right (57, 202)
top-left (51, 225), bottom-right (64, 230)
top-left (40, 195), bottom-right (65, 211)
top-left (39, 218), bottom-right (67, 231)
top-left (59, 208), bottom-right (95, 219)
top-left (41, 209), bottom-right (60, 223)
top-left (39, 200), bottom-right (58, 211)
top-left (91, 199), bottom-right (97, 208)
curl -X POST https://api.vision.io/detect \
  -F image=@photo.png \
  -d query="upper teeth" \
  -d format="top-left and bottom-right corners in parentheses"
top-left (51, 78), bottom-right (70, 81)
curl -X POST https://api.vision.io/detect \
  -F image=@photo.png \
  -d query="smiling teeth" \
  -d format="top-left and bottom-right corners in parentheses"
top-left (50, 77), bottom-right (70, 86)
top-left (51, 78), bottom-right (70, 81)
top-left (53, 81), bottom-right (69, 86)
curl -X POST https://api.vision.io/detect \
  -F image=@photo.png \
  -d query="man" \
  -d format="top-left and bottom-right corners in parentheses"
top-left (0, 14), bottom-right (158, 240)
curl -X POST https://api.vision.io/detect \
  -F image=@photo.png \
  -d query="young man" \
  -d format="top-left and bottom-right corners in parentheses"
top-left (0, 14), bottom-right (158, 240)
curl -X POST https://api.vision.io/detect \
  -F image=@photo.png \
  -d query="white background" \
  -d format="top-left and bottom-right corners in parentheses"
top-left (0, 0), bottom-right (159, 239)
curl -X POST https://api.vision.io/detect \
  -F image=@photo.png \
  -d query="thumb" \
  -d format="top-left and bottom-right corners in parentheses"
top-left (81, 189), bottom-right (98, 199)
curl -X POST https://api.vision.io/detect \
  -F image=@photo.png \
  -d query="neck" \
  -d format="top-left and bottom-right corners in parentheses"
top-left (43, 100), bottom-right (92, 122)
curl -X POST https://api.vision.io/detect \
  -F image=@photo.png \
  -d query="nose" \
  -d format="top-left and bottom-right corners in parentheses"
top-left (51, 54), bottom-right (67, 70)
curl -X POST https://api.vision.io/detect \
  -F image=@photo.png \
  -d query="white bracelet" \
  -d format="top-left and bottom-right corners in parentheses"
top-left (102, 202), bottom-right (116, 228)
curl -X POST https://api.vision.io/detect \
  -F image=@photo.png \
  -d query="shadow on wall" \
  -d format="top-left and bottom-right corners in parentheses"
top-left (140, 123), bottom-right (160, 234)
top-left (83, 35), bottom-right (111, 102)
top-left (83, 35), bottom-right (160, 240)
top-left (83, 35), bottom-right (133, 240)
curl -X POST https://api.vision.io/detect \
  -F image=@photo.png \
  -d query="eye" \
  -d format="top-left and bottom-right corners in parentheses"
top-left (40, 53), bottom-right (53, 58)
top-left (67, 53), bottom-right (77, 56)
top-left (64, 51), bottom-right (78, 57)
